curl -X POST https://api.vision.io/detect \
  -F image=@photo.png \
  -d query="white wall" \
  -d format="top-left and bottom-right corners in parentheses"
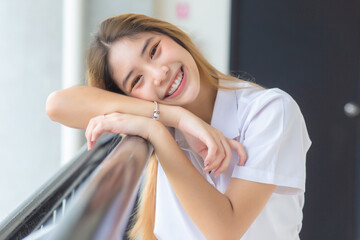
top-left (0, 0), bottom-right (63, 222)
top-left (153, 0), bottom-right (231, 73)
top-left (0, 0), bottom-right (152, 223)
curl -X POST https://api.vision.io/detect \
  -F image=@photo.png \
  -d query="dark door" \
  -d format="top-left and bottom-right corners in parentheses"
top-left (230, 1), bottom-right (360, 239)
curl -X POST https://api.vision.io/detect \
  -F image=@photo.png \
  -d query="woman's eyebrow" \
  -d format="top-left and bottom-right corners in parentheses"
top-left (122, 70), bottom-right (134, 89)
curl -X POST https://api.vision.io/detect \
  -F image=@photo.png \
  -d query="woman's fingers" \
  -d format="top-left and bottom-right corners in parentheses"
top-left (91, 121), bottom-right (107, 145)
top-left (202, 138), bottom-right (217, 170)
top-left (86, 114), bottom-right (114, 150)
top-left (212, 137), bottom-right (232, 177)
top-left (170, 108), bottom-right (248, 175)
top-left (203, 131), bottom-right (229, 175)
top-left (228, 139), bottom-right (247, 166)
top-left (85, 116), bottom-right (100, 150)
top-left (203, 137), bottom-right (247, 177)
top-left (86, 112), bottom-right (156, 150)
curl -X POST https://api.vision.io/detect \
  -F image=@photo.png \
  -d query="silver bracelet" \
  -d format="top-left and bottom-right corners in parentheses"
top-left (152, 101), bottom-right (160, 120)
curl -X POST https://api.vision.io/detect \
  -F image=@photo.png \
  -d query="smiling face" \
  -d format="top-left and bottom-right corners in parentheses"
top-left (108, 32), bottom-right (201, 106)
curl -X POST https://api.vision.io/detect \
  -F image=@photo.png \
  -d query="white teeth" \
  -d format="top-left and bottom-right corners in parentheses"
top-left (167, 68), bottom-right (183, 96)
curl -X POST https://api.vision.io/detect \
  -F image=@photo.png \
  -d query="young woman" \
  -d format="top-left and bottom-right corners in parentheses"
top-left (46, 13), bottom-right (311, 240)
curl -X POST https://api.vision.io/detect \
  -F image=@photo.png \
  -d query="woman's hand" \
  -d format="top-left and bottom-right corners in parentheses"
top-left (176, 109), bottom-right (247, 177)
top-left (85, 112), bottom-right (157, 150)
top-left (85, 109), bottom-right (247, 178)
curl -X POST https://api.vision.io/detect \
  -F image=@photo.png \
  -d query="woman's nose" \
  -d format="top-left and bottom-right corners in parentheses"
top-left (152, 66), bottom-right (169, 86)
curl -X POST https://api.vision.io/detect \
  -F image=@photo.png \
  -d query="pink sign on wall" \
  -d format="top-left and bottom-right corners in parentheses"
top-left (176, 2), bottom-right (190, 19)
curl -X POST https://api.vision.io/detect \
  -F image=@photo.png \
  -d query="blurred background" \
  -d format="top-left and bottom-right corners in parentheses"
top-left (0, 0), bottom-right (359, 239)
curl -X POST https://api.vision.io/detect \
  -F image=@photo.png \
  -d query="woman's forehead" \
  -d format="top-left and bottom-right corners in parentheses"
top-left (109, 31), bottom-right (166, 62)
top-left (110, 32), bottom-right (159, 55)
top-left (125, 31), bottom-right (162, 41)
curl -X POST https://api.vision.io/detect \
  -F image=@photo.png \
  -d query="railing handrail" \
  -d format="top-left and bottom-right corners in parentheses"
top-left (0, 134), bottom-right (120, 240)
top-left (49, 135), bottom-right (152, 240)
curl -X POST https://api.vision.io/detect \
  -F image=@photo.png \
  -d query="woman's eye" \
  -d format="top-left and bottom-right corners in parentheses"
top-left (131, 75), bottom-right (142, 90)
top-left (150, 41), bottom-right (160, 59)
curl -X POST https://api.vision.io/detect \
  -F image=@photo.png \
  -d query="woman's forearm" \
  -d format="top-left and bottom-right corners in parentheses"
top-left (46, 86), bottom-right (181, 129)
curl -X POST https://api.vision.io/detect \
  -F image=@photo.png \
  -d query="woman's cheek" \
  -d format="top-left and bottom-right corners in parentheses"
top-left (132, 90), bottom-right (156, 101)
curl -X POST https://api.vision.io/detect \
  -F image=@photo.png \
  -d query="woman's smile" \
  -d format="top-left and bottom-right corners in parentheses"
top-left (165, 66), bottom-right (185, 98)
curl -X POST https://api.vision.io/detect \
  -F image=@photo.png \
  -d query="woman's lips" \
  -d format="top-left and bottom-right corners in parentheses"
top-left (166, 67), bottom-right (185, 98)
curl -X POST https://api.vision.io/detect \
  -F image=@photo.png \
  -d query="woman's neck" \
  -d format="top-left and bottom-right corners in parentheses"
top-left (185, 77), bottom-right (217, 124)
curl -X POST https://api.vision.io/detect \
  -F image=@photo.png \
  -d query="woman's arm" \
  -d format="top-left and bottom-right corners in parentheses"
top-left (150, 123), bottom-right (275, 240)
top-left (46, 86), bottom-right (180, 129)
top-left (47, 86), bottom-right (246, 175)
top-left (86, 113), bottom-right (273, 240)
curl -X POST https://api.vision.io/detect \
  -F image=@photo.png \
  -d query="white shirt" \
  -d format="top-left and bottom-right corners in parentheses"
top-left (153, 81), bottom-right (312, 240)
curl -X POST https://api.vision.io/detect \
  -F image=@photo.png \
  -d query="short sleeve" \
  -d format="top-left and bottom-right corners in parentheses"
top-left (232, 89), bottom-right (311, 194)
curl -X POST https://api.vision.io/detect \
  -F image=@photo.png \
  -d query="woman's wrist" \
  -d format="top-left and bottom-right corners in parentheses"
top-left (115, 96), bottom-right (184, 129)
top-left (157, 104), bottom-right (185, 129)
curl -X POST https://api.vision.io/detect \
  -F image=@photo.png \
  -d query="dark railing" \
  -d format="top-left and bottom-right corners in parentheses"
top-left (0, 134), bottom-right (152, 240)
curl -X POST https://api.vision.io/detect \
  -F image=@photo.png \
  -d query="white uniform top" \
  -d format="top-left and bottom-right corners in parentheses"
top-left (153, 81), bottom-right (312, 240)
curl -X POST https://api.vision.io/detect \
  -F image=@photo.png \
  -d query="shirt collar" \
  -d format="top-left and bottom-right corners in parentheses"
top-left (210, 88), bottom-right (239, 140)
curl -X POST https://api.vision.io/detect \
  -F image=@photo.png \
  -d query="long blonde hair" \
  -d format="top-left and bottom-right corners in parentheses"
top-left (86, 13), bottom-right (251, 239)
